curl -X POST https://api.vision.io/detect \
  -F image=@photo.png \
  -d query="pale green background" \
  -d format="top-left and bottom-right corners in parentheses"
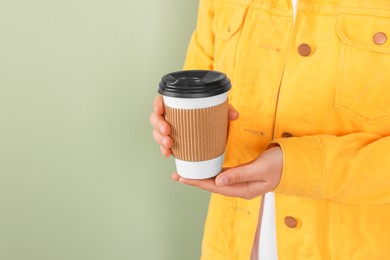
top-left (0, 0), bottom-right (211, 259)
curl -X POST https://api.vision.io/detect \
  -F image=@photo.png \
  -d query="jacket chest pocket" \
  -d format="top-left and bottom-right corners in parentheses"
top-left (335, 9), bottom-right (390, 124)
top-left (212, 4), bottom-right (248, 77)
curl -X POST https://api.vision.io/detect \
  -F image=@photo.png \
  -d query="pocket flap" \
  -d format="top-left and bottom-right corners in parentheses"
top-left (337, 11), bottom-right (390, 54)
top-left (212, 6), bottom-right (248, 40)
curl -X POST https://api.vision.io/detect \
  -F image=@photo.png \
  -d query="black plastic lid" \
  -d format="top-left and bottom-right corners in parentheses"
top-left (158, 70), bottom-right (231, 98)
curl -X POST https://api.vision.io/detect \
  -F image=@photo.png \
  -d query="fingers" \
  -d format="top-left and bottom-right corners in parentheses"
top-left (173, 174), bottom-right (233, 195)
top-left (150, 112), bottom-right (172, 148)
top-left (228, 104), bottom-right (239, 121)
top-left (153, 130), bottom-right (173, 157)
top-left (152, 129), bottom-right (173, 148)
top-left (173, 173), bottom-right (268, 200)
top-left (215, 163), bottom-right (262, 187)
top-left (150, 95), bottom-right (173, 157)
top-left (171, 172), bottom-right (180, 181)
top-left (150, 110), bottom-right (171, 136)
top-left (153, 96), bottom-right (164, 115)
top-left (150, 96), bottom-right (170, 135)
top-left (160, 145), bottom-right (172, 157)
top-left (150, 95), bottom-right (171, 140)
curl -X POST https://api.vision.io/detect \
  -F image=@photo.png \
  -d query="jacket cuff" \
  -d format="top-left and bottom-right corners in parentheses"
top-left (270, 136), bottom-right (325, 198)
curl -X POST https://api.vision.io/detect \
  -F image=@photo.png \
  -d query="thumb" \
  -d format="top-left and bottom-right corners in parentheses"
top-left (215, 164), bottom-right (258, 187)
top-left (228, 104), bottom-right (239, 121)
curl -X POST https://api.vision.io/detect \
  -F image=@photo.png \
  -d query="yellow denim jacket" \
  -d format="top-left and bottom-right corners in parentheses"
top-left (184, 0), bottom-right (390, 259)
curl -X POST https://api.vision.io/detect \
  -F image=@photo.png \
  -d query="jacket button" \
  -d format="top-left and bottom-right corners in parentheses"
top-left (373, 32), bottom-right (387, 45)
top-left (284, 216), bottom-right (298, 228)
top-left (281, 132), bottom-right (294, 138)
top-left (298, 43), bottom-right (311, 56)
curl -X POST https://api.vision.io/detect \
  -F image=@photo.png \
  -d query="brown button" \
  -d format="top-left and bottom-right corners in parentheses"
top-left (284, 216), bottom-right (298, 228)
top-left (373, 32), bottom-right (387, 45)
top-left (298, 43), bottom-right (311, 56)
top-left (281, 132), bottom-right (294, 138)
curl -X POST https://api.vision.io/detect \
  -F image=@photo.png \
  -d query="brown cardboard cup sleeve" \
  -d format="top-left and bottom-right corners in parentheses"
top-left (164, 100), bottom-right (228, 162)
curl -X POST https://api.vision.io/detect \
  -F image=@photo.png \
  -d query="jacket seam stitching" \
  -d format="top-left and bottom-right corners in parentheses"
top-left (310, 136), bottom-right (326, 199)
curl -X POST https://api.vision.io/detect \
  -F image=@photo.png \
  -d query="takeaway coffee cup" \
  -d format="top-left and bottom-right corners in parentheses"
top-left (158, 70), bottom-right (231, 179)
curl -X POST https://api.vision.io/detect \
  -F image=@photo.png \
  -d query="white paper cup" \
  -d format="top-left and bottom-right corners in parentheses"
top-left (158, 70), bottom-right (231, 179)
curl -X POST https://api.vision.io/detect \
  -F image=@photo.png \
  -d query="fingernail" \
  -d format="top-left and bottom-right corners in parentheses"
top-left (160, 126), bottom-right (166, 134)
top-left (216, 176), bottom-right (228, 186)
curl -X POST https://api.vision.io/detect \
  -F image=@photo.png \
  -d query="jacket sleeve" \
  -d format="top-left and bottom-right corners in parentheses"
top-left (272, 133), bottom-right (390, 205)
top-left (183, 0), bottom-right (214, 70)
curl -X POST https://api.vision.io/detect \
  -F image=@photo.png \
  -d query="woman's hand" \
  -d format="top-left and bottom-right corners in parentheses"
top-left (150, 95), bottom-right (239, 158)
top-left (150, 96), bottom-right (173, 157)
top-left (172, 146), bottom-right (283, 200)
